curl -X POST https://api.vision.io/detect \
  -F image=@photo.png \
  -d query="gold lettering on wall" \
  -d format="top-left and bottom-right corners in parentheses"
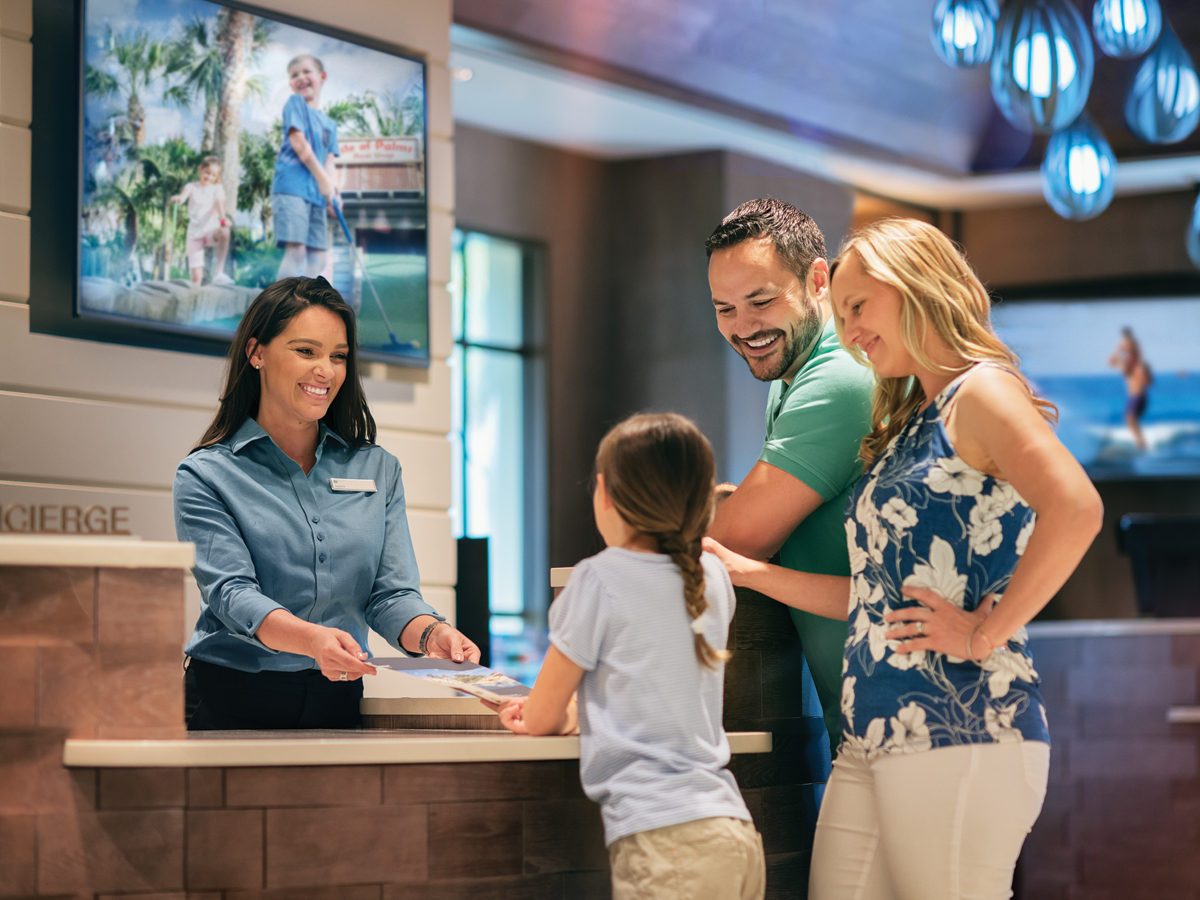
top-left (0, 503), bottom-right (134, 535)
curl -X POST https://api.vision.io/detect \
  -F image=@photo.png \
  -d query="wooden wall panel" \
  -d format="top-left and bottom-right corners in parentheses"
top-left (0, 122), bottom-right (30, 213)
top-left (0, 392), bottom-right (210, 490)
top-left (364, 361), bottom-right (453, 435)
top-left (428, 135), bottom-right (456, 216)
top-left (374, 430), bottom-right (452, 511)
top-left (0, 214), bottom-right (30, 302)
top-left (0, 304), bottom-right (225, 406)
top-left (428, 283), bottom-right (454, 359)
top-left (407, 510), bottom-right (456, 586)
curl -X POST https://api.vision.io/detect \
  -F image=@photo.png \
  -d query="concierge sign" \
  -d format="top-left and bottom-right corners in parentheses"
top-left (1, 503), bottom-right (132, 535)
top-left (0, 485), bottom-right (175, 540)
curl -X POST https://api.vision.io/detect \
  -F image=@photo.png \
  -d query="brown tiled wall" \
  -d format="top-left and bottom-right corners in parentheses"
top-left (1018, 633), bottom-right (1200, 900)
top-left (0, 564), bottom-right (186, 898)
top-left (0, 759), bottom-right (610, 899)
top-left (0, 567), bottom-right (813, 899)
top-left (724, 588), bottom-right (831, 900)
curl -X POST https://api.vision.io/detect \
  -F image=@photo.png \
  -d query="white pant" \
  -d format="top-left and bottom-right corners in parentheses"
top-left (810, 741), bottom-right (1049, 900)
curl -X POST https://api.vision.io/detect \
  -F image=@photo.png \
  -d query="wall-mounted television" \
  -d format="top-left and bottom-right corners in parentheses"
top-left (32, 0), bottom-right (430, 366)
top-left (992, 296), bottom-right (1200, 479)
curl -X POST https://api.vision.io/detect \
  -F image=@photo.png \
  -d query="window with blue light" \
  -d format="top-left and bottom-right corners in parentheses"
top-left (448, 229), bottom-right (548, 680)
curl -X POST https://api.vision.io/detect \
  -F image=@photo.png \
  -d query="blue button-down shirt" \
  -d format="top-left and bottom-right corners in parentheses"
top-left (174, 418), bottom-right (439, 672)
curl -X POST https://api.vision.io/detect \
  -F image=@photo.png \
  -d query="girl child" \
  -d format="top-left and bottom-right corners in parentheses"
top-left (706, 218), bottom-right (1103, 900)
top-left (170, 156), bottom-right (232, 286)
top-left (495, 413), bottom-right (765, 900)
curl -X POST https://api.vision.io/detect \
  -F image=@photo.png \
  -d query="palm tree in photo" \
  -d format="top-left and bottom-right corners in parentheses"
top-left (239, 127), bottom-right (279, 239)
top-left (326, 84), bottom-right (424, 138)
top-left (214, 11), bottom-right (273, 221)
top-left (90, 27), bottom-right (170, 147)
top-left (138, 138), bottom-right (204, 279)
top-left (164, 17), bottom-right (224, 152)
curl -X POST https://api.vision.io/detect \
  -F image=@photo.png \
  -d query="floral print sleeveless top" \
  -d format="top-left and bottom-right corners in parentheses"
top-left (840, 366), bottom-right (1050, 759)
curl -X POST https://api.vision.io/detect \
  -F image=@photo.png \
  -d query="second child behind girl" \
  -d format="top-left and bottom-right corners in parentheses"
top-left (494, 413), bottom-right (765, 900)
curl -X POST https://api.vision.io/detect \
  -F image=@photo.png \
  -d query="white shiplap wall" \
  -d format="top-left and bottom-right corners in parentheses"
top-left (0, 0), bottom-right (457, 697)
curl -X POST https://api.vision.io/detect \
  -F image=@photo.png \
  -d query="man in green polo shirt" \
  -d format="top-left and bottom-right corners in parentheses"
top-left (706, 198), bottom-right (873, 755)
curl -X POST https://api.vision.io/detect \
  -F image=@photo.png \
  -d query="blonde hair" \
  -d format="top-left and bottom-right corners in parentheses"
top-left (287, 54), bottom-right (325, 74)
top-left (199, 155), bottom-right (221, 172)
top-left (830, 218), bottom-right (1056, 467)
top-left (595, 413), bottom-right (728, 669)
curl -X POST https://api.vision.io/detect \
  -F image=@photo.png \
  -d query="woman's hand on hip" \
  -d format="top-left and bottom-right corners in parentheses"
top-left (884, 587), bottom-right (997, 660)
top-left (423, 623), bottom-right (482, 664)
top-left (308, 625), bottom-right (377, 682)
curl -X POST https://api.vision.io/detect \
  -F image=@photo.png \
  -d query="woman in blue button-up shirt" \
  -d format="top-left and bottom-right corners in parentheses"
top-left (175, 277), bottom-right (480, 729)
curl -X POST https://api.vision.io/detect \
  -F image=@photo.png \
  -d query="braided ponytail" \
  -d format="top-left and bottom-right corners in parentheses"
top-left (595, 414), bottom-right (730, 669)
top-left (657, 531), bottom-right (728, 668)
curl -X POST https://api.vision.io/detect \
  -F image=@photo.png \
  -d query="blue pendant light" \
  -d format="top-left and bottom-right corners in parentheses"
top-left (1187, 193), bottom-right (1200, 270)
top-left (1125, 22), bottom-right (1200, 144)
top-left (991, 0), bottom-right (1094, 133)
top-left (1092, 0), bottom-right (1161, 59)
top-left (931, 0), bottom-right (999, 68)
top-left (1040, 113), bottom-right (1116, 221)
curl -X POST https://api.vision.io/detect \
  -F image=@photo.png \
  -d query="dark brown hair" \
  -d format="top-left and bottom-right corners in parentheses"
top-left (595, 413), bottom-right (727, 669)
top-left (192, 277), bottom-right (376, 452)
top-left (705, 197), bottom-right (826, 284)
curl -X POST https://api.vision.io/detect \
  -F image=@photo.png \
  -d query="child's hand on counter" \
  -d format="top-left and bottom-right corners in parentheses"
top-left (496, 697), bottom-right (529, 734)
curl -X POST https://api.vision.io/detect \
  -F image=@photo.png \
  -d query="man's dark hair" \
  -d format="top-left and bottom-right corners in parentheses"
top-left (704, 198), bottom-right (826, 283)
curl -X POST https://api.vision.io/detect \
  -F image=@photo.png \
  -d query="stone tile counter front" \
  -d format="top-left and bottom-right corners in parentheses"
top-left (0, 535), bottom-right (194, 897)
top-left (0, 537), bottom-right (773, 899)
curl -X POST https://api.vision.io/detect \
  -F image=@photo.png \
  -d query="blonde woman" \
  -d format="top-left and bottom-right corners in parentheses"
top-left (705, 218), bottom-right (1102, 899)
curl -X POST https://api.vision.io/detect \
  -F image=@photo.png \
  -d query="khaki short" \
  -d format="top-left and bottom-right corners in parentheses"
top-left (609, 816), bottom-right (765, 900)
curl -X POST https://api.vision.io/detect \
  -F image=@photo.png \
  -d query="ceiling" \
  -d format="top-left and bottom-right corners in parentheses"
top-left (450, 0), bottom-right (1200, 207)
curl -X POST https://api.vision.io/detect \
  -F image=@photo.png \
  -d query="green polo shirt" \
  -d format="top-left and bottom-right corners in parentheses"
top-left (760, 317), bottom-right (874, 753)
top-left (762, 318), bottom-right (874, 575)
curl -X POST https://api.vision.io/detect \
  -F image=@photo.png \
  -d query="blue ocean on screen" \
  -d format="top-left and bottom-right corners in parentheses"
top-left (1029, 371), bottom-right (1200, 478)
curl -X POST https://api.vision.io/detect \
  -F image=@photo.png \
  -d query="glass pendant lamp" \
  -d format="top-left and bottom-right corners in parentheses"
top-left (1126, 22), bottom-right (1200, 144)
top-left (1040, 113), bottom-right (1117, 220)
top-left (991, 0), bottom-right (1094, 133)
top-left (1187, 193), bottom-right (1200, 270)
top-left (931, 0), bottom-right (1000, 67)
top-left (1092, 0), bottom-right (1161, 59)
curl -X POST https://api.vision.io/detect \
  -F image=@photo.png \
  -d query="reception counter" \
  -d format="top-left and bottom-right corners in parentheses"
top-left (17, 534), bottom-right (1193, 899)
top-left (0, 536), bottom-right (773, 899)
top-left (63, 728), bottom-right (772, 767)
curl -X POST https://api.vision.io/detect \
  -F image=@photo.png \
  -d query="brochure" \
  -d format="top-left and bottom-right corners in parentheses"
top-left (371, 657), bottom-right (531, 706)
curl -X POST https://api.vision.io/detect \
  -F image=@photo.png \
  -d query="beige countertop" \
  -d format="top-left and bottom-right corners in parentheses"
top-left (62, 729), bottom-right (773, 768)
top-left (0, 534), bottom-right (195, 568)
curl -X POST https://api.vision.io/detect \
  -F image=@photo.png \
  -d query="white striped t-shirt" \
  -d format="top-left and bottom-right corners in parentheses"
top-left (550, 547), bottom-right (751, 846)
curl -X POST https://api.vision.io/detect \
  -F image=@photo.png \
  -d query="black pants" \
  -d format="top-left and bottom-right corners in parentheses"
top-left (185, 658), bottom-right (363, 730)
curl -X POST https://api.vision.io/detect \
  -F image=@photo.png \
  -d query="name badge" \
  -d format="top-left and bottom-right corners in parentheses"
top-left (330, 478), bottom-right (377, 493)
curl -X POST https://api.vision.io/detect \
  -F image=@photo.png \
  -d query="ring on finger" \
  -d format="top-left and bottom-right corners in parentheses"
top-left (339, 671), bottom-right (348, 681)
top-left (915, 621), bottom-right (924, 636)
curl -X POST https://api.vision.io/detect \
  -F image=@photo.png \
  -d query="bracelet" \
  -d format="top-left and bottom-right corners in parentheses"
top-left (417, 620), bottom-right (444, 656)
top-left (967, 620), bottom-right (996, 663)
